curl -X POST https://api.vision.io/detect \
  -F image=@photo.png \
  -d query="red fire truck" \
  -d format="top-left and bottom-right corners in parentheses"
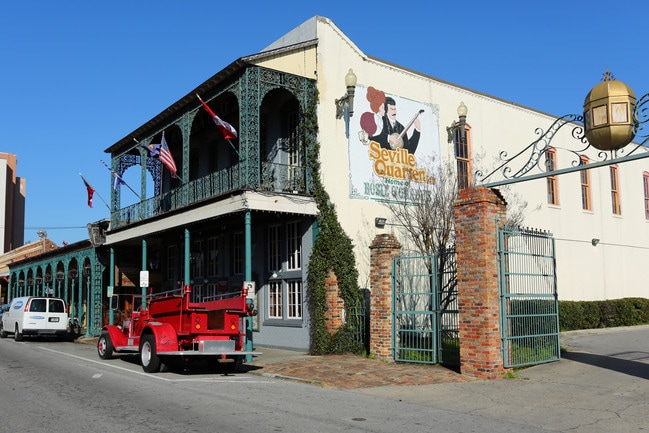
top-left (97, 284), bottom-right (259, 373)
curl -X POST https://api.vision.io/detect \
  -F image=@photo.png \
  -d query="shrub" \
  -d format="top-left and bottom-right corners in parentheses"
top-left (559, 298), bottom-right (649, 331)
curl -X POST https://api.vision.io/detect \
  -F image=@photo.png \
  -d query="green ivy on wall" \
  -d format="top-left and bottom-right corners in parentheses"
top-left (303, 87), bottom-right (363, 355)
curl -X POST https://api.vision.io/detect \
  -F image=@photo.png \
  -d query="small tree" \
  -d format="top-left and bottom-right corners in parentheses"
top-left (383, 156), bottom-right (528, 312)
top-left (382, 159), bottom-right (459, 329)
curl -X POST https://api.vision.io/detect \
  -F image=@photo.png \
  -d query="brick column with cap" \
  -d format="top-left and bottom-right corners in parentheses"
top-left (369, 233), bottom-right (401, 361)
top-left (454, 187), bottom-right (509, 379)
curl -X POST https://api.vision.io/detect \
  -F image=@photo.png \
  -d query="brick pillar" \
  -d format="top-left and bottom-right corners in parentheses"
top-left (369, 233), bottom-right (401, 361)
top-left (454, 187), bottom-right (509, 379)
top-left (324, 270), bottom-right (344, 333)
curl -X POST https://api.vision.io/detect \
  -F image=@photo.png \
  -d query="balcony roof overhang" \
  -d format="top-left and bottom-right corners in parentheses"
top-left (105, 190), bottom-right (317, 245)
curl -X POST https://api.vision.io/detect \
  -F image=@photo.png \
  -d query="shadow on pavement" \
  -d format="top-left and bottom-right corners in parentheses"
top-left (562, 350), bottom-right (649, 380)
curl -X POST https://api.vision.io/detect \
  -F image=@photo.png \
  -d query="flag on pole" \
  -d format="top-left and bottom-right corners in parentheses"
top-left (113, 171), bottom-right (127, 190)
top-left (197, 94), bottom-right (238, 139)
top-left (137, 132), bottom-right (177, 178)
top-left (100, 160), bottom-right (128, 190)
top-left (100, 160), bottom-right (141, 199)
top-left (139, 140), bottom-right (160, 158)
top-left (158, 132), bottom-right (177, 177)
top-left (80, 174), bottom-right (95, 207)
top-left (79, 172), bottom-right (110, 211)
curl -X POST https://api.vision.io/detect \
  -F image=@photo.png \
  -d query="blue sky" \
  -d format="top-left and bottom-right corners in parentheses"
top-left (1, 0), bottom-right (647, 246)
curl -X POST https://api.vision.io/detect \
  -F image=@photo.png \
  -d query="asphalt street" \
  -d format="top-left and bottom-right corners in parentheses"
top-left (349, 325), bottom-right (649, 432)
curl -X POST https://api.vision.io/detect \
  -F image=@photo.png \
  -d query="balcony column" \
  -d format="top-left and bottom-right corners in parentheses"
top-left (109, 247), bottom-right (115, 325)
top-left (245, 211), bottom-right (253, 361)
top-left (184, 228), bottom-right (191, 287)
top-left (142, 239), bottom-right (148, 308)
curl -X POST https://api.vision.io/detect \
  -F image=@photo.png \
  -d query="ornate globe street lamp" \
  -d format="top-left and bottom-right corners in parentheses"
top-left (583, 70), bottom-right (637, 151)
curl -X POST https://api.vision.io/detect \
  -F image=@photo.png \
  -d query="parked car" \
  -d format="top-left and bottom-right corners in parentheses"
top-left (0, 304), bottom-right (9, 322)
top-left (0, 297), bottom-right (68, 341)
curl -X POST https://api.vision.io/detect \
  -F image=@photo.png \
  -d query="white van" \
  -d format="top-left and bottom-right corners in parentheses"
top-left (0, 297), bottom-right (68, 341)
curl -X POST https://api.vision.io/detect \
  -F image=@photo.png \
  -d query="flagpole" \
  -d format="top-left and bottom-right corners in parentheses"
top-left (79, 173), bottom-right (111, 212)
top-left (100, 160), bottom-right (141, 200)
top-left (226, 139), bottom-right (242, 160)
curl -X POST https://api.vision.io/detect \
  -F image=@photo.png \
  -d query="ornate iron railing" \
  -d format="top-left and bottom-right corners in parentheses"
top-left (111, 162), bottom-right (310, 230)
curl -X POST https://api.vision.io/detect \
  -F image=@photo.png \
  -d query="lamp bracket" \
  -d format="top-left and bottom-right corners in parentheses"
top-left (475, 109), bottom-right (649, 188)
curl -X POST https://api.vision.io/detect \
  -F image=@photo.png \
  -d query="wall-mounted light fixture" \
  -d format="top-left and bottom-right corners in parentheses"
top-left (592, 238), bottom-right (600, 246)
top-left (375, 217), bottom-right (387, 229)
top-left (335, 68), bottom-right (358, 119)
top-left (446, 101), bottom-right (468, 143)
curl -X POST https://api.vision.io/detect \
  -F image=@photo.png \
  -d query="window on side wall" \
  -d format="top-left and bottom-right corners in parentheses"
top-left (545, 148), bottom-right (559, 205)
top-left (454, 125), bottom-right (472, 190)
top-left (610, 165), bottom-right (621, 215)
top-left (580, 155), bottom-right (592, 211)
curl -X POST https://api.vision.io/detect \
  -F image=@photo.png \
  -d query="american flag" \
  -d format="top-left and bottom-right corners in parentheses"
top-left (158, 131), bottom-right (177, 177)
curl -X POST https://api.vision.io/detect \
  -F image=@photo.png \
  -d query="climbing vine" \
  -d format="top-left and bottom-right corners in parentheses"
top-left (303, 85), bottom-right (363, 355)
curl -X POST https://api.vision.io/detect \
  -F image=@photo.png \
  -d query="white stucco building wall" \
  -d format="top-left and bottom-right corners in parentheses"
top-left (255, 16), bottom-right (649, 301)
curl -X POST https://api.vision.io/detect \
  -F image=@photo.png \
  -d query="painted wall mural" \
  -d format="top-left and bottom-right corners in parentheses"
top-left (348, 85), bottom-right (441, 202)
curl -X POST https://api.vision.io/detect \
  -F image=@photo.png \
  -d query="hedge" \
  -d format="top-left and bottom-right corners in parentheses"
top-left (559, 298), bottom-right (649, 331)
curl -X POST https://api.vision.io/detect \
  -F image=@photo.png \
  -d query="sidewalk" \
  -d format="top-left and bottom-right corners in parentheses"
top-left (247, 346), bottom-right (473, 389)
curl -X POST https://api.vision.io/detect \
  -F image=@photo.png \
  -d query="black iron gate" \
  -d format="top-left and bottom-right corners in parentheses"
top-left (392, 248), bottom-right (459, 366)
top-left (498, 226), bottom-right (560, 368)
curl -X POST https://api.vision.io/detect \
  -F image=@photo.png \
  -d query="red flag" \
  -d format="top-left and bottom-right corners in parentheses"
top-left (197, 95), bottom-right (238, 140)
top-left (80, 174), bottom-right (95, 208)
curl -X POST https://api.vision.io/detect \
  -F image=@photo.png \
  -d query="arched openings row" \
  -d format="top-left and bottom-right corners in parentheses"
top-left (8, 251), bottom-right (103, 336)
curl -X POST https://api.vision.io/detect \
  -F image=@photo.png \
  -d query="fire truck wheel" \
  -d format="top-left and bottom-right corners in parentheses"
top-left (97, 333), bottom-right (114, 359)
top-left (140, 335), bottom-right (161, 373)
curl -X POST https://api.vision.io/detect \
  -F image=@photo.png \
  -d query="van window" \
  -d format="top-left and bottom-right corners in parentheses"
top-left (49, 299), bottom-right (65, 313)
top-left (30, 299), bottom-right (47, 312)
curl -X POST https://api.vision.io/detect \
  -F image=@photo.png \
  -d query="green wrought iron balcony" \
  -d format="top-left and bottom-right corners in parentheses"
top-left (111, 161), bottom-right (311, 230)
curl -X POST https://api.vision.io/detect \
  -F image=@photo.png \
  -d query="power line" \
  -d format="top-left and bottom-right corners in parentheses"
top-left (24, 226), bottom-right (87, 230)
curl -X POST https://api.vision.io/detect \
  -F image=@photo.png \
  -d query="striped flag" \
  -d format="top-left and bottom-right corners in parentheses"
top-left (158, 131), bottom-right (177, 177)
top-left (197, 94), bottom-right (238, 140)
top-left (113, 172), bottom-right (126, 190)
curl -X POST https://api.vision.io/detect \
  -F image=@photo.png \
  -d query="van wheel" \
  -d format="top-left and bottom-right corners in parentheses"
top-left (97, 333), bottom-right (114, 359)
top-left (14, 325), bottom-right (23, 342)
top-left (140, 335), bottom-right (161, 373)
top-left (0, 324), bottom-right (6, 339)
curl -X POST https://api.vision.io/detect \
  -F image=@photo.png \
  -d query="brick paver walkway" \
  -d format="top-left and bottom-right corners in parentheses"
top-left (249, 354), bottom-right (474, 389)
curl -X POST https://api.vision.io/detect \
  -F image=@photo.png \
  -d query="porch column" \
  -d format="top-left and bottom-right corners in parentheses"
top-left (369, 233), bottom-right (401, 361)
top-left (109, 247), bottom-right (115, 325)
top-left (184, 228), bottom-right (191, 286)
top-left (454, 187), bottom-right (509, 379)
top-left (141, 239), bottom-right (148, 308)
top-left (245, 211), bottom-right (253, 361)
